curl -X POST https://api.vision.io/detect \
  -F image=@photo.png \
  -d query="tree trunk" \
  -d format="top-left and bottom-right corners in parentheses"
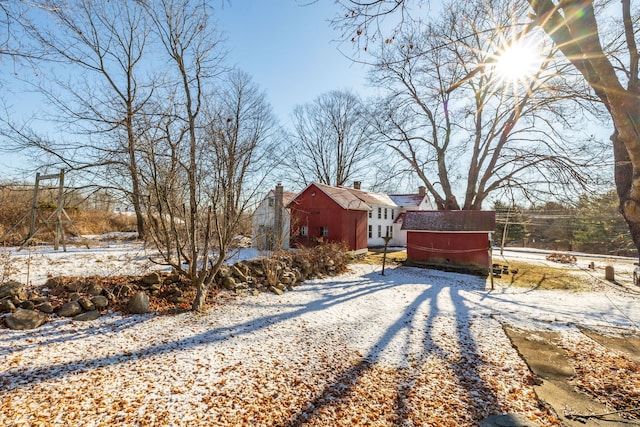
top-left (528, 0), bottom-right (640, 259)
top-left (192, 280), bottom-right (208, 312)
top-left (129, 168), bottom-right (146, 240)
top-left (612, 130), bottom-right (640, 258)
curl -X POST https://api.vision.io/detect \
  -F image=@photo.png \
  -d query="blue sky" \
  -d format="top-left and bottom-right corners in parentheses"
top-left (216, 0), bottom-right (372, 125)
top-left (0, 1), bottom-right (372, 179)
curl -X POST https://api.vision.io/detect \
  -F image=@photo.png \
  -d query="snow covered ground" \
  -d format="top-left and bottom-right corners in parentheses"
top-left (1, 241), bottom-right (639, 426)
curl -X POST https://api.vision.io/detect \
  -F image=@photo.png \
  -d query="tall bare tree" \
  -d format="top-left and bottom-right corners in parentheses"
top-left (203, 68), bottom-right (278, 272)
top-left (372, 0), bottom-right (603, 209)
top-left (141, 69), bottom-right (277, 311)
top-left (1, 0), bottom-right (152, 238)
top-left (335, 0), bottom-right (640, 254)
top-left (142, 0), bottom-right (227, 311)
top-left (284, 89), bottom-right (377, 187)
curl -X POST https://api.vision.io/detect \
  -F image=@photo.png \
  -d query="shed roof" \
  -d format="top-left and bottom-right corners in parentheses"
top-left (401, 210), bottom-right (496, 232)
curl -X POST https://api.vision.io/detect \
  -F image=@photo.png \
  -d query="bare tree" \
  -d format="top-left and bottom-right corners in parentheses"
top-left (0, 0), bottom-right (153, 238)
top-left (369, 0), bottom-right (603, 209)
top-left (335, 0), bottom-right (640, 254)
top-left (141, 68), bottom-right (277, 311)
top-left (0, 1), bottom-right (38, 62)
top-left (283, 89), bottom-right (377, 187)
top-left (142, 0), bottom-right (227, 311)
top-left (525, 0), bottom-right (640, 256)
top-left (203, 69), bottom-right (279, 275)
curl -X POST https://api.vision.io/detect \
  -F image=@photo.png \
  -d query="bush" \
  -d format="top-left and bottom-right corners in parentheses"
top-left (0, 193), bottom-right (139, 245)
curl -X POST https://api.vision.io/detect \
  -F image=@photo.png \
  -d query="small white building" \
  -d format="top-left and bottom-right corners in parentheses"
top-left (389, 186), bottom-right (435, 247)
top-left (251, 184), bottom-right (297, 250)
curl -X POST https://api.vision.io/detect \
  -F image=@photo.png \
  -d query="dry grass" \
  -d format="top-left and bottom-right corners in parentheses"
top-left (491, 260), bottom-right (589, 291)
top-left (362, 249), bottom-right (407, 265)
top-left (363, 249), bottom-right (588, 291)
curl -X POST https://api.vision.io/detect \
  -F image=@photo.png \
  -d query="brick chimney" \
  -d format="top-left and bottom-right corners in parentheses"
top-left (353, 181), bottom-right (362, 190)
top-left (418, 186), bottom-right (426, 195)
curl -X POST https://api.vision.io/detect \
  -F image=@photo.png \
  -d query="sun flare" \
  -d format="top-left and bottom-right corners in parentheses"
top-left (493, 40), bottom-right (542, 84)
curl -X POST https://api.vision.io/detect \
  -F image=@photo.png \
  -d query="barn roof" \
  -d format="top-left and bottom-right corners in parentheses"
top-left (401, 210), bottom-right (496, 232)
top-left (291, 182), bottom-right (371, 211)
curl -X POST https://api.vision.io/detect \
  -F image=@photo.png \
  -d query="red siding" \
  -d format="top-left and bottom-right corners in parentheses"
top-left (406, 231), bottom-right (491, 274)
top-left (289, 184), bottom-right (368, 251)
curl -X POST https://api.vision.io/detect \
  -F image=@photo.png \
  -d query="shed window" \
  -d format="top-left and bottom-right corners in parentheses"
top-left (300, 226), bottom-right (308, 236)
top-left (320, 226), bottom-right (329, 237)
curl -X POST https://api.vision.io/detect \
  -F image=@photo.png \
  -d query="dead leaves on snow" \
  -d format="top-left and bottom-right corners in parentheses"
top-left (0, 326), bottom-right (562, 427)
top-left (563, 333), bottom-right (640, 419)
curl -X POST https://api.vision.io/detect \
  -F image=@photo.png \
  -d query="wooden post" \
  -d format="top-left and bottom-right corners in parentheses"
top-left (500, 206), bottom-right (510, 256)
top-left (605, 265), bottom-right (615, 281)
top-left (381, 232), bottom-right (392, 276)
top-left (489, 240), bottom-right (494, 290)
top-left (28, 173), bottom-right (41, 242)
top-left (54, 169), bottom-right (65, 251)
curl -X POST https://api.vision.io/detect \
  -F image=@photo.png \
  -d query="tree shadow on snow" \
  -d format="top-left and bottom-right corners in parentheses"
top-left (0, 313), bottom-right (153, 356)
top-left (279, 266), bottom-right (499, 426)
top-left (2, 264), bottom-right (502, 425)
top-left (0, 269), bottom-right (403, 387)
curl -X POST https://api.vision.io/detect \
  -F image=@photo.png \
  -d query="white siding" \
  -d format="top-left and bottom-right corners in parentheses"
top-left (251, 194), bottom-right (291, 250)
top-left (367, 204), bottom-right (396, 247)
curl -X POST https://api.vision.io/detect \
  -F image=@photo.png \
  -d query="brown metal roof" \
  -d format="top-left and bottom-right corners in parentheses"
top-left (343, 187), bottom-right (396, 207)
top-left (308, 182), bottom-right (372, 211)
top-left (401, 210), bottom-right (496, 232)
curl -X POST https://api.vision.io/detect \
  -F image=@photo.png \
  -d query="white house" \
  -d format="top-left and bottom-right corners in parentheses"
top-left (342, 182), bottom-right (399, 247)
top-left (251, 184), bottom-right (297, 250)
top-left (389, 186), bottom-right (435, 247)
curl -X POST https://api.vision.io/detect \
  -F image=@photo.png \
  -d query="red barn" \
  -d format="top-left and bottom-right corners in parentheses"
top-left (402, 210), bottom-right (496, 275)
top-left (287, 182), bottom-right (370, 253)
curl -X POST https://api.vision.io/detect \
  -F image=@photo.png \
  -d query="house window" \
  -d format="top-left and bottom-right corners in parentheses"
top-left (384, 208), bottom-right (388, 219)
top-left (320, 226), bottom-right (329, 237)
top-left (377, 225), bottom-right (381, 237)
top-left (368, 225), bottom-right (372, 238)
top-left (268, 197), bottom-right (274, 207)
top-left (386, 226), bottom-right (393, 238)
top-left (300, 226), bottom-right (308, 236)
top-left (377, 207), bottom-right (381, 219)
top-left (368, 210), bottom-right (372, 218)
top-left (391, 209), bottom-right (394, 219)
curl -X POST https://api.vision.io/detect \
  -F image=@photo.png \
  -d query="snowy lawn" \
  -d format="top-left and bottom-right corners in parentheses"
top-left (1, 243), bottom-right (639, 426)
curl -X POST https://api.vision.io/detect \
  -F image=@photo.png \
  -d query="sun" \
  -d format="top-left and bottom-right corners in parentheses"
top-left (492, 39), bottom-right (543, 85)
